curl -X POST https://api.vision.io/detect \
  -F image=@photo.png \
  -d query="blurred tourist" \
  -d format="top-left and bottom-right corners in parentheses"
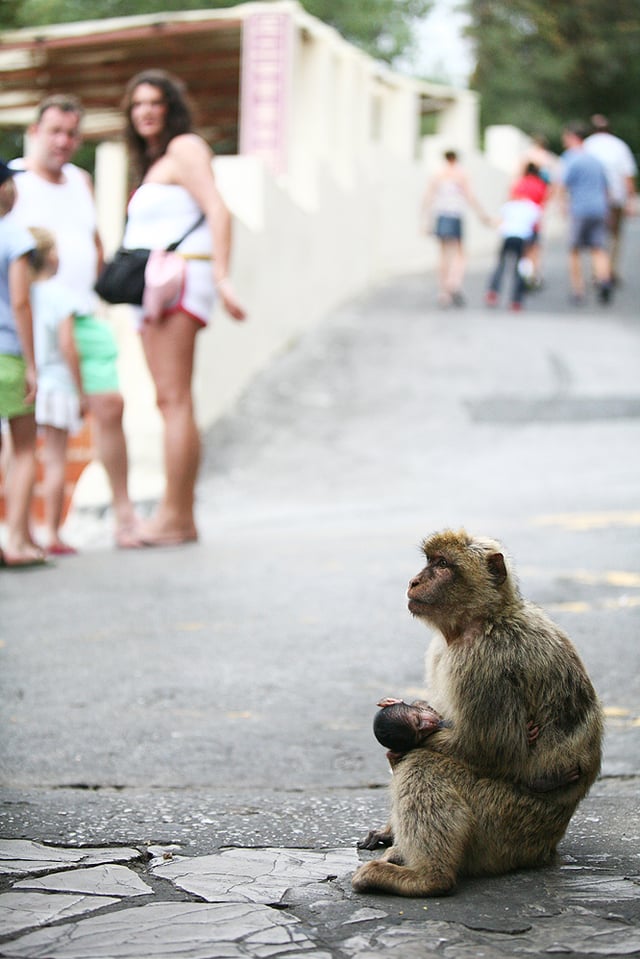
top-left (556, 123), bottom-right (613, 306)
top-left (422, 150), bottom-right (491, 308)
top-left (585, 114), bottom-right (638, 283)
top-left (120, 70), bottom-right (246, 546)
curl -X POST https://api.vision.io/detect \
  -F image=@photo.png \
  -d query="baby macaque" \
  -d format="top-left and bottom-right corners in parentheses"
top-left (353, 529), bottom-right (603, 898)
top-left (373, 698), bottom-right (449, 764)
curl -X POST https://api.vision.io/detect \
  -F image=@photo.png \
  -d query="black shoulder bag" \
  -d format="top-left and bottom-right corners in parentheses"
top-left (95, 214), bottom-right (205, 306)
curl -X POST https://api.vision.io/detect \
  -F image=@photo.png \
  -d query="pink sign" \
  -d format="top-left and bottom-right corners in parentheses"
top-left (240, 12), bottom-right (292, 175)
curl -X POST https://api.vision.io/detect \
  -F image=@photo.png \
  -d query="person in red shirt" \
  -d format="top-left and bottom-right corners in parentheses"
top-left (510, 163), bottom-right (549, 288)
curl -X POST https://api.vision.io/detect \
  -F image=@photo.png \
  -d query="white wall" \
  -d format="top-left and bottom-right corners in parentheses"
top-left (485, 124), bottom-right (533, 175)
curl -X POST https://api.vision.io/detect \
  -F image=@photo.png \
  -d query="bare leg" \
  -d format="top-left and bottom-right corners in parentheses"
top-left (438, 240), bottom-right (465, 305)
top-left (446, 239), bottom-right (466, 299)
top-left (40, 424), bottom-right (74, 551)
top-left (591, 247), bottom-right (611, 284)
top-left (608, 206), bottom-right (623, 280)
top-left (3, 413), bottom-right (44, 565)
top-left (86, 392), bottom-right (139, 547)
top-left (139, 311), bottom-right (200, 545)
top-left (528, 239), bottom-right (544, 284)
top-left (437, 241), bottom-right (451, 305)
top-left (568, 249), bottom-right (584, 298)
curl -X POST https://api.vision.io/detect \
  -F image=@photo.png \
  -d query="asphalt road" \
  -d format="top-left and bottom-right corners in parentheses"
top-left (1, 220), bottom-right (639, 956)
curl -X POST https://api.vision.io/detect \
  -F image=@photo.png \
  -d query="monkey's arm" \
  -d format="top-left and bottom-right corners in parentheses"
top-left (529, 765), bottom-right (580, 793)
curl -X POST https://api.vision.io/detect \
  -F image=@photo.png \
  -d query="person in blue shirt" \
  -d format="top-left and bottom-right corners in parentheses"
top-left (557, 123), bottom-right (613, 305)
top-left (0, 160), bottom-right (46, 567)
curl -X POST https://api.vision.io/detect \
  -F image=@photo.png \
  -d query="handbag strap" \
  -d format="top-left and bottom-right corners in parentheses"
top-left (165, 214), bottom-right (205, 253)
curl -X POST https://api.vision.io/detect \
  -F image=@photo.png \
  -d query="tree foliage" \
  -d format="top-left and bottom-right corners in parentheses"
top-left (465, 0), bottom-right (640, 154)
top-left (2, 0), bottom-right (432, 64)
top-left (304, 0), bottom-right (432, 62)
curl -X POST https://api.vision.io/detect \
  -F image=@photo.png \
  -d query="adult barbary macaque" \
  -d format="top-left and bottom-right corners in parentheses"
top-left (352, 529), bottom-right (603, 898)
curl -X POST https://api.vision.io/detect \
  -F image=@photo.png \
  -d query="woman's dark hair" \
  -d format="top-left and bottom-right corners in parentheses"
top-left (122, 70), bottom-right (193, 182)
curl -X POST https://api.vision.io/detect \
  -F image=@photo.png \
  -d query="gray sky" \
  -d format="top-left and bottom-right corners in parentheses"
top-left (404, 0), bottom-right (474, 87)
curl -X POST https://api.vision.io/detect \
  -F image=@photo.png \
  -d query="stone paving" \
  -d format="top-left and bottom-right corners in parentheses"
top-left (0, 840), bottom-right (354, 957)
top-left (1, 784), bottom-right (639, 959)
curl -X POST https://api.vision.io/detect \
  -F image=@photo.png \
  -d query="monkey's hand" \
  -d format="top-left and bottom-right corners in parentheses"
top-left (529, 765), bottom-right (581, 793)
top-left (357, 825), bottom-right (394, 850)
top-left (377, 697), bottom-right (403, 708)
top-left (527, 721), bottom-right (540, 745)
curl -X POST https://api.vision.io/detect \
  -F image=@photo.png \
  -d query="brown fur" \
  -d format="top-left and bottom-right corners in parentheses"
top-left (352, 529), bottom-right (603, 897)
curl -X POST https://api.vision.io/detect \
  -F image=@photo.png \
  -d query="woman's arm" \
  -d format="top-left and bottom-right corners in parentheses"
top-left (167, 134), bottom-right (246, 321)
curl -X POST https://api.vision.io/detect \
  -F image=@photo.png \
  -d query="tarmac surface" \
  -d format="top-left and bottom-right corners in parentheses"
top-left (1, 222), bottom-right (640, 957)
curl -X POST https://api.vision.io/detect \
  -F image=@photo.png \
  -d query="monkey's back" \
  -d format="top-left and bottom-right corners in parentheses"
top-left (425, 600), bottom-right (603, 795)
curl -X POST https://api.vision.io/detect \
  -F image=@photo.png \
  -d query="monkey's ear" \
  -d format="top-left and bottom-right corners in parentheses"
top-left (487, 552), bottom-right (507, 586)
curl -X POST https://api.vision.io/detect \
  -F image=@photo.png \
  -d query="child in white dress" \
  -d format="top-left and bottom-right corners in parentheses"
top-left (28, 227), bottom-right (87, 555)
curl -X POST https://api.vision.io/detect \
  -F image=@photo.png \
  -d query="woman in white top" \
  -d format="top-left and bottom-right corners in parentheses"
top-left (122, 70), bottom-right (246, 546)
top-left (422, 150), bottom-right (490, 308)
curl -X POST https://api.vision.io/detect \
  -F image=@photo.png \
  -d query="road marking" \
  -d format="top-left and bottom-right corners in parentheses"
top-left (549, 596), bottom-right (640, 612)
top-left (521, 567), bottom-right (640, 589)
top-left (532, 511), bottom-right (640, 531)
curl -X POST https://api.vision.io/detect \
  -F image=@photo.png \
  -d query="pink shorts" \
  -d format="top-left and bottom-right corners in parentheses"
top-left (133, 258), bottom-right (216, 330)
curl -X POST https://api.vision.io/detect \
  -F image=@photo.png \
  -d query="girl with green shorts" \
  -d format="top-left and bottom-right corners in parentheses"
top-left (73, 314), bottom-right (120, 393)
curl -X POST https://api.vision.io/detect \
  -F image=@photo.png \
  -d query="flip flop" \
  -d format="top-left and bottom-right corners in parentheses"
top-left (2, 551), bottom-right (49, 569)
top-left (47, 543), bottom-right (78, 556)
top-left (139, 533), bottom-right (199, 548)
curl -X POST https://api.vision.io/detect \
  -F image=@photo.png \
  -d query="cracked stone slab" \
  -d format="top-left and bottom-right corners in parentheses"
top-left (2, 900), bottom-right (333, 959)
top-left (14, 864), bottom-right (153, 898)
top-left (0, 891), bottom-right (119, 938)
top-left (0, 840), bottom-right (141, 876)
top-left (560, 873), bottom-right (640, 902)
top-left (341, 906), bottom-right (389, 925)
top-left (152, 846), bottom-right (359, 904)
top-left (339, 911), bottom-right (640, 958)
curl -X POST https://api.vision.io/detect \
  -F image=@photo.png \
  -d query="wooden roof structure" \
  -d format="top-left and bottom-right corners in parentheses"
top-left (0, 9), bottom-right (245, 151)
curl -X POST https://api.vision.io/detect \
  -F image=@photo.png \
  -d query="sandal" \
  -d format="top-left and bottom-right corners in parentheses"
top-left (2, 545), bottom-right (48, 568)
top-left (47, 542), bottom-right (78, 557)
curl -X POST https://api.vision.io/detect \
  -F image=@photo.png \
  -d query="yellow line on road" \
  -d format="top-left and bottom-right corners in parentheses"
top-left (521, 567), bottom-right (640, 588)
top-left (532, 511), bottom-right (640, 531)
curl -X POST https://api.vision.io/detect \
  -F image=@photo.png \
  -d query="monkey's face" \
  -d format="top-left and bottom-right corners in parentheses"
top-left (407, 553), bottom-right (456, 616)
top-left (374, 703), bottom-right (427, 751)
top-left (406, 530), bottom-right (510, 633)
top-left (374, 702), bottom-right (444, 752)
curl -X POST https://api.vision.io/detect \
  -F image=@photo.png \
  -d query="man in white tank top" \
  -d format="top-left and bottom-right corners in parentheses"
top-left (585, 114), bottom-right (638, 283)
top-left (9, 96), bottom-right (140, 549)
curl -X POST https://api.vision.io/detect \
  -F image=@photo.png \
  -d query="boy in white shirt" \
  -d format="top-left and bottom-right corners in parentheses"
top-left (485, 189), bottom-right (541, 311)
